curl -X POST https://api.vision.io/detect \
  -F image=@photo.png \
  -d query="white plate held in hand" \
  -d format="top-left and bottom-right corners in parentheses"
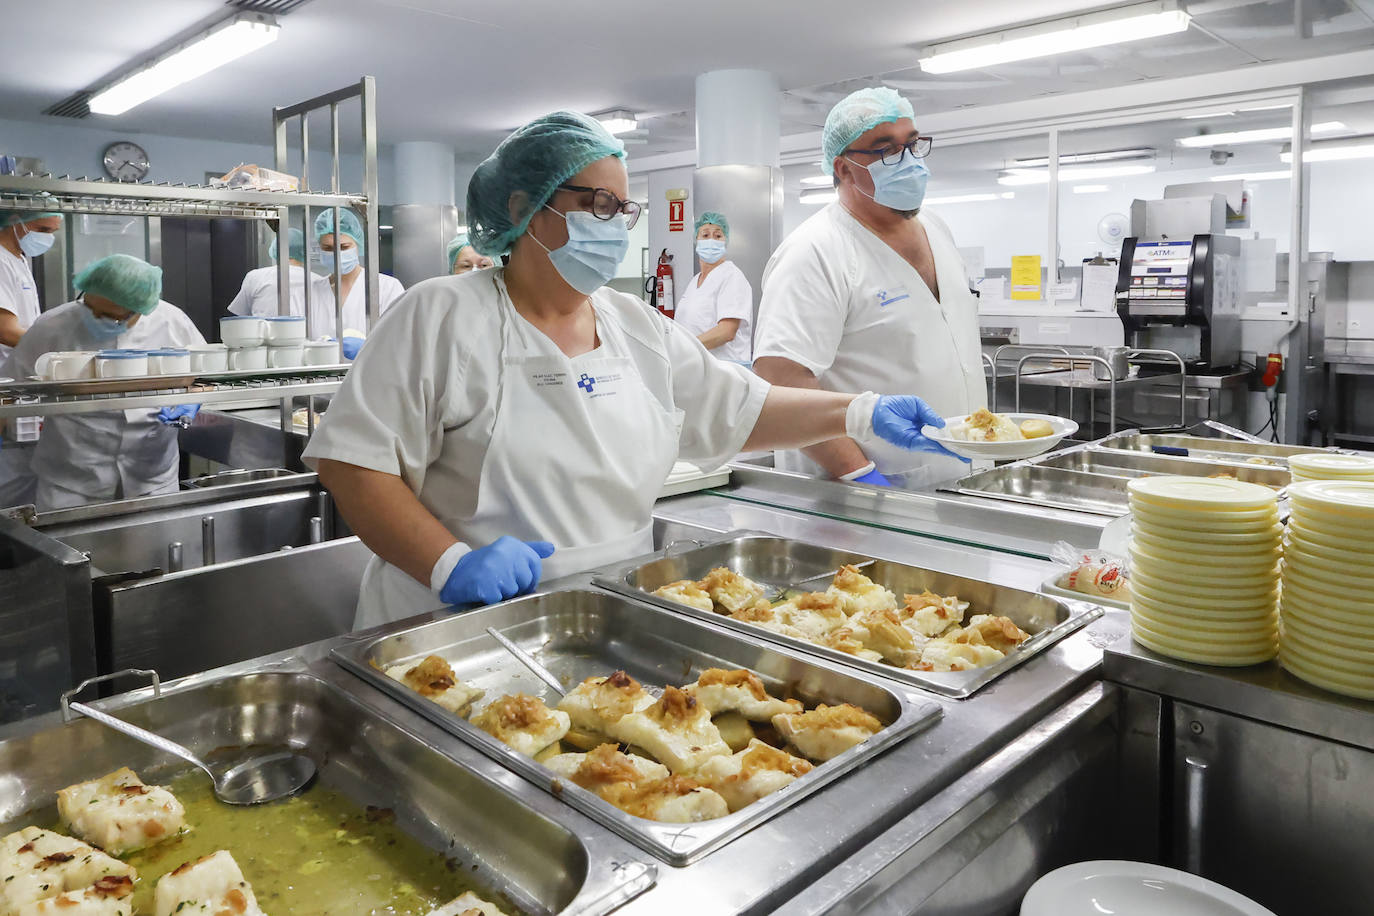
top-left (926, 412), bottom-right (1078, 461)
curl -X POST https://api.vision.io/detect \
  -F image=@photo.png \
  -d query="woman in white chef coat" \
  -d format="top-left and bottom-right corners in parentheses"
top-left (313, 208), bottom-right (406, 358)
top-left (673, 210), bottom-right (753, 364)
top-left (304, 111), bottom-right (955, 630)
top-left (0, 210), bottom-right (62, 508)
top-left (226, 227), bottom-right (315, 318)
top-left (2, 255), bottom-right (206, 510)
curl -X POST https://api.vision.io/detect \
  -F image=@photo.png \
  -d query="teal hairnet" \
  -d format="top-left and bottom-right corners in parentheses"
top-left (466, 110), bottom-right (626, 257)
top-left (314, 208), bottom-right (364, 251)
top-left (821, 87), bottom-right (915, 176)
top-left (446, 233), bottom-right (472, 271)
top-left (694, 211), bottom-right (730, 241)
top-left (0, 211), bottom-right (62, 229)
top-left (270, 227), bottom-right (306, 262)
top-left (73, 254), bottom-right (162, 315)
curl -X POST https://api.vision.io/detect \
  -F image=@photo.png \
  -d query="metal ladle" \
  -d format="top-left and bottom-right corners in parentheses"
top-left (62, 672), bottom-right (315, 806)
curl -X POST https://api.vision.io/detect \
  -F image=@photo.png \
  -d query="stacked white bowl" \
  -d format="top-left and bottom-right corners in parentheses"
top-left (1127, 476), bottom-right (1282, 666)
top-left (1278, 480), bottom-right (1374, 699)
top-left (1288, 453), bottom-right (1374, 483)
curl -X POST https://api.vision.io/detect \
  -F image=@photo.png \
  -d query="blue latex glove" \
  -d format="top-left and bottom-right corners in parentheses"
top-left (440, 536), bottom-right (556, 607)
top-left (871, 395), bottom-right (969, 462)
top-left (157, 403), bottom-right (201, 427)
top-left (341, 336), bottom-right (365, 360)
top-left (852, 468), bottom-right (891, 487)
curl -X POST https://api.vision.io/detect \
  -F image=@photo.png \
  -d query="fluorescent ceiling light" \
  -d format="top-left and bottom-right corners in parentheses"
top-left (1072, 184), bottom-right (1111, 193)
top-left (1238, 103), bottom-right (1291, 112)
top-left (1181, 111), bottom-right (1234, 119)
top-left (89, 14), bottom-right (279, 116)
top-left (918, 1), bottom-right (1190, 74)
top-left (924, 192), bottom-right (1009, 205)
top-left (1175, 121), bottom-right (1345, 148)
top-left (1281, 138), bottom-right (1374, 163)
top-left (998, 163), bottom-right (1156, 185)
top-left (800, 189), bottom-right (838, 205)
top-left (1210, 171), bottom-right (1288, 182)
top-left (1015, 148), bottom-right (1154, 167)
top-left (799, 174), bottom-right (832, 187)
top-left (595, 109), bottom-right (640, 135)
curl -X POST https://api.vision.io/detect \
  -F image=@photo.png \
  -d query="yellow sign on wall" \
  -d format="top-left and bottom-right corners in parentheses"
top-left (1010, 255), bottom-right (1043, 301)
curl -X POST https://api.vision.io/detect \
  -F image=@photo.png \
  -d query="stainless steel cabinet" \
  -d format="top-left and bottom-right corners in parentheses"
top-left (1171, 701), bottom-right (1374, 916)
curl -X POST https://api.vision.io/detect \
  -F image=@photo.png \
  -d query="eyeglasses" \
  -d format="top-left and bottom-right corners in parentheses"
top-left (845, 136), bottom-right (934, 165)
top-left (557, 184), bottom-right (642, 230)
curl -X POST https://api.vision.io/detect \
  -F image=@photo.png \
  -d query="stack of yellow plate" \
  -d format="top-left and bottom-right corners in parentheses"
top-left (1279, 480), bottom-right (1374, 699)
top-left (1288, 453), bottom-right (1374, 483)
top-left (1127, 477), bottom-right (1281, 666)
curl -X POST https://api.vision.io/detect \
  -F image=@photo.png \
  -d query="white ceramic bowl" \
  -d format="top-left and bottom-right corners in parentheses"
top-left (221, 316), bottom-right (267, 348)
top-left (926, 413), bottom-right (1077, 461)
top-left (35, 350), bottom-right (96, 381)
top-left (1022, 861), bottom-right (1278, 916)
top-left (268, 344), bottom-right (304, 368)
top-left (264, 316), bottom-right (307, 344)
top-left (302, 339), bottom-right (340, 366)
top-left (147, 348), bottom-right (191, 375)
top-left (94, 350), bottom-right (148, 378)
top-left (227, 346), bottom-right (268, 371)
top-left (188, 344), bottom-right (229, 373)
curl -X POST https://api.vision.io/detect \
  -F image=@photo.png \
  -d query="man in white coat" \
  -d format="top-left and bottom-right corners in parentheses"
top-left (753, 86), bottom-right (985, 490)
top-left (1, 254), bottom-right (206, 510)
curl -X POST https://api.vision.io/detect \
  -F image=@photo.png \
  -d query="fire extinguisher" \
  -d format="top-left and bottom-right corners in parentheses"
top-left (645, 248), bottom-right (675, 319)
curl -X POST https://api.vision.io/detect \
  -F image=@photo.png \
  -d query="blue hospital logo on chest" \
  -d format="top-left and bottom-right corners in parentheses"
top-left (577, 373), bottom-right (596, 394)
top-left (576, 371), bottom-right (623, 399)
top-left (877, 287), bottom-right (910, 307)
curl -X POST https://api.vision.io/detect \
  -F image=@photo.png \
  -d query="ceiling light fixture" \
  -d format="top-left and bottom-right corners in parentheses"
top-left (1072, 184), bottom-right (1111, 193)
top-left (917, 1), bottom-right (1190, 74)
top-left (1237, 103), bottom-right (1291, 113)
top-left (89, 14), bottom-right (280, 116)
top-left (800, 189), bottom-right (838, 205)
top-left (1280, 136), bottom-right (1374, 163)
top-left (594, 109), bottom-right (640, 135)
top-left (1175, 122), bottom-right (1345, 148)
top-left (1209, 171), bottom-right (1288, 182)
top-left (923, 192), bottom-right (1011, 205)
top-left (799, 174), bottom-right (833, 187)
top-left (1014, 148), bottom-right (1154, 168)
top-left (1181, 111), bottom-right (1234, 119)
top-left (997, 163), bottom-right (1156, 185)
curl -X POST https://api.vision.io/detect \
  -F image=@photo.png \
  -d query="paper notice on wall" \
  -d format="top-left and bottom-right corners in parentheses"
top-left (1242, 238), bottom-right (1277, 292)
top-left (1010, 255), bottom-right (1042, 300)
top-left (1081, 263), bottom-right (1119, 312)
top-left (958, 246), bottom-right (986, 280)
top-left (1049, 279), bottom-right (1079, 303)
top-left (977, 277), bottom-right (1006, 303)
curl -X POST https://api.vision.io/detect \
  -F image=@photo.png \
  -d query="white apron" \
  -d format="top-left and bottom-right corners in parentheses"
top-left (353, 292), bottom-right (681, 629)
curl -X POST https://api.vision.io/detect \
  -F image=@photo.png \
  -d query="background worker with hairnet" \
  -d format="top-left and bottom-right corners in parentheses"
top-left (226, 227), bottom-right (317, 319)
top-left (0, 254), bottom-right (206, 510)
top-left (304, 110), bottom-right (957, 630)
top-left (0, 210), bottom-right (62, 508)
top-left (672, 210), bottom-right (754, 364)
top-left (447, 233), bottom-right (494, 275)
top-left (314, 208), bottom-right (405, 359)
top-left (754, 86), bottom-right (984, 491)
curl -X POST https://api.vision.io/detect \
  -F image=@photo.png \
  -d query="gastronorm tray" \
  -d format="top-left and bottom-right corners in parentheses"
top-left (594, 534), bottom-right (1104, 699)
top-left (1034, 447), bottom-right (1291, 489)
top-left (944, 464), bottom-right (1131, 517)
top-left (331, 588), bottom-right (943, 865)
top-left (0, 671), bottom-right (655, 916)
top-left (1091, 432), bottom-right (1336, 466)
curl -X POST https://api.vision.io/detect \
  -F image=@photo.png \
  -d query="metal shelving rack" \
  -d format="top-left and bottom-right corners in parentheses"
top-left (0, 78), bottom-right (380, 442)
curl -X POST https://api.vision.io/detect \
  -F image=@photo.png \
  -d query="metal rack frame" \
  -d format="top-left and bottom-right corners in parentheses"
top-left (0, 370), bottom-right (347, 418)
top-left (1012, 348), bottom-right (1187, 434)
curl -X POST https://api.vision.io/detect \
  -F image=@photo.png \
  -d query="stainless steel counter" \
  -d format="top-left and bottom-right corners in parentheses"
top-left (0, 499), bottom-right (1132, 915)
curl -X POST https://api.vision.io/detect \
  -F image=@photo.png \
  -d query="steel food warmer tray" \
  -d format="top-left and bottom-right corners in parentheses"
top-left (331, 587), bottom-right (942, 866)
top-left (593, 534), bottom-right (1103, 700)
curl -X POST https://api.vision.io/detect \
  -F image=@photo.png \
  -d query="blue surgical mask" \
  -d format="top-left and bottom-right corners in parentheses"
top-left (530, 206), bottom-right (628, 295)
top-left (16, 227), bottom-right (56, 258)
top-left (319, 247), bottom-right (359, 275)
top-left (846, 152), bottom-right (930, 212)
top-left (695, 239), bottom-right (727, 264)
top-left (80, 305), bottom-right (129, 339)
